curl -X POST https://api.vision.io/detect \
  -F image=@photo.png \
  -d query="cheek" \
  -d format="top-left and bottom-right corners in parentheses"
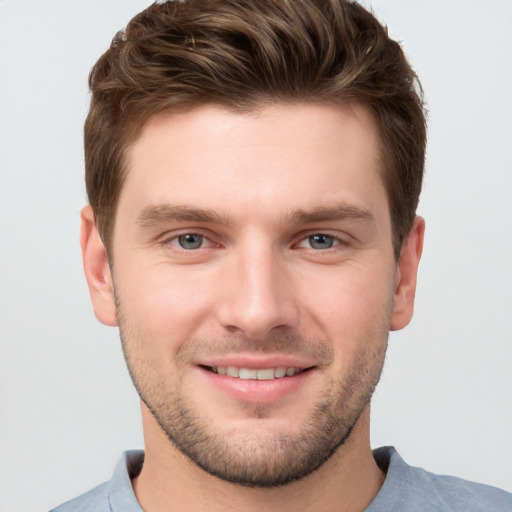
top-left (299, 261), bottom-right (395, 344)
top-left (115, 260), bottom-right (220, 340)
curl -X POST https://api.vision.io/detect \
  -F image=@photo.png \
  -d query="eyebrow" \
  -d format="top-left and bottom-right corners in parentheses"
top-left (135, 202), bottom-right (374, 228)
top-left (136, 204), bottom-right (229, 226)
top-left (284, 203), bottom-right (375, 225)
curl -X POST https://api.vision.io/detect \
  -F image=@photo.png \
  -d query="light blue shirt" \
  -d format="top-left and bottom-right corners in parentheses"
top-left (50, 446), bottom-right (512, 511)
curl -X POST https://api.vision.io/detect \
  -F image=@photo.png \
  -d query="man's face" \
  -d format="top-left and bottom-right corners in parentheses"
top-left (85, 103), bottom-right (419, 486)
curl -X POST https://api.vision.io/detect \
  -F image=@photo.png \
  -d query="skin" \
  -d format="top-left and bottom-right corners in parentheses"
top-left (81, 103), bottom-right (424, 512)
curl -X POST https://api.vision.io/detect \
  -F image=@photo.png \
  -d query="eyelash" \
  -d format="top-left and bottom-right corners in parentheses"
top-left (297, 233), bottom-right (344, 250)
top-left (162, 231), bottom-right (217, 251)
top-left (161, 231), bottom-right (348, 252)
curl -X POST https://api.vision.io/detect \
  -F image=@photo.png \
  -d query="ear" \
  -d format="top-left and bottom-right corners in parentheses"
top-left (80, 205), bottom-right (118, 326)
top-left (390, 216), bottom-right (425, 331)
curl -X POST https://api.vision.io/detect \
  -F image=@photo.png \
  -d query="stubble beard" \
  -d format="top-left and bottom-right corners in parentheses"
top-left (118, 316), bottom-right (389, 488)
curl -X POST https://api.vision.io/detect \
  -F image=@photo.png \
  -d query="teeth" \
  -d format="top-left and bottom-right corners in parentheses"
top-left (239, 368), bottom-right (257, 379)
top-left (256, 368), bottom-right (275, 380)
top-left (210, 366), bottom-right (303, 380)
top-left (226, 366), bottom-right (239, 378)
top-left (274, 367), bottom-right (287, 378)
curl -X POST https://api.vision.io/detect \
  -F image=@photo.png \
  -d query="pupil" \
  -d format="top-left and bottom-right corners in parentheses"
top-left (310, 234), bottom-right (333, 249)
top-left (178, 234), bottom-right (202, 249)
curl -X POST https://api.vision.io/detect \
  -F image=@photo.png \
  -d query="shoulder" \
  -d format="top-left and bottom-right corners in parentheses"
top-left (49, 450), bottom-right (144, 512)
top-left (49, 481), bottom-right (110, 512)
top-left (370, 446), bottom-right (512, 512)
top-left (424, 471), bottom-right (512, 510)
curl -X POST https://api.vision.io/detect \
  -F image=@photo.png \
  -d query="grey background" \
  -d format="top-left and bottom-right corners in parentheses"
top-left (1, 1), bottom-right (511, 511)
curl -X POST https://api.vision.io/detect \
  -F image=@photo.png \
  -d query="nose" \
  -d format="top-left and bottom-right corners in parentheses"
top-left (215, 241), bottom-right (300, 340)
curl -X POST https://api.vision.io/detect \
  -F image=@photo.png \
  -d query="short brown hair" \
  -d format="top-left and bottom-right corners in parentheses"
top-left (85, 0), bottom-right (426, 258)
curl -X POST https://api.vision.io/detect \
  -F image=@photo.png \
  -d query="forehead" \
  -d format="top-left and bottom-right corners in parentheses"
top-left (119, 102), bottom-right (387, 225)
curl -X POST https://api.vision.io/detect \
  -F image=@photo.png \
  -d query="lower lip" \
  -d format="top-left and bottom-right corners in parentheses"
top-left (198, 367), bottom-right (314, 404)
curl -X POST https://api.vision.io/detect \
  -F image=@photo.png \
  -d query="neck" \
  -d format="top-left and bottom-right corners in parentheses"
top-left (132, 405), bottom-right (385, 512)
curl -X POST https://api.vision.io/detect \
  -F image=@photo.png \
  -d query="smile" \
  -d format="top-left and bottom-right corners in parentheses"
top-left (207, 366), bottom-right (306, 380)
top-left (198, 363), bottom-right (315, 403)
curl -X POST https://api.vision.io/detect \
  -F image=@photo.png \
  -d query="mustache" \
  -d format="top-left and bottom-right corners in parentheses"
top-left (175, 333), bottom-right (335, 366)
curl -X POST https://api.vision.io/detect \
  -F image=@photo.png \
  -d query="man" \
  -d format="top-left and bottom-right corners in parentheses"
top-left (51, 0), bottom-right (512, 510)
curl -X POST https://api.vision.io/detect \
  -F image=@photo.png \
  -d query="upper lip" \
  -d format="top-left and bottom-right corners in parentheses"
top-left (196, 354), bottom-right (316, 370)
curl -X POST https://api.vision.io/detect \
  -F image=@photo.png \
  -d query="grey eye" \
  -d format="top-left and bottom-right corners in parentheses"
top-left (308, 234), bottom-right (335, 249)
top-left (177, 233), bottom-right (204, 249)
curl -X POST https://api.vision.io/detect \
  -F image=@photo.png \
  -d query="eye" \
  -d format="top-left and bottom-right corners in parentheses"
top-left (176, 233), bottom-right (205, 250)
top-left (299, 234), bottom-right (340, 250)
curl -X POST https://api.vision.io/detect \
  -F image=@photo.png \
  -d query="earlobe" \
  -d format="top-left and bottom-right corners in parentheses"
top-left (390, 216), bottom-right (425, 331)
top-left (80, 205), bottom-right (118, 326)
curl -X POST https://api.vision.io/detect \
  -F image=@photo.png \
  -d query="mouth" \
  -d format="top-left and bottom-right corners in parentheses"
top-left (200, 365), bottom-right (311, 380)
top-left (197, 362), bottom-right (316, 404)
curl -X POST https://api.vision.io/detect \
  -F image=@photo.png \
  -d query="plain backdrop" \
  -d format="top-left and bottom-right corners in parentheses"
top-left (1, 1), bottom-right (511, 511)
